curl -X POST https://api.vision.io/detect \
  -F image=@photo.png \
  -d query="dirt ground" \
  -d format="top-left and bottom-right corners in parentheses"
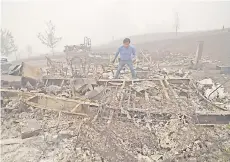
top-left (1, 33), bottom-right (230, 162)
top-left (96, 30), bottom-right (230, 65)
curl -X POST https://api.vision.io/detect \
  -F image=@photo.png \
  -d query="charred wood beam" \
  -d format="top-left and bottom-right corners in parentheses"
top-left (193, 111), bottom-right (230, 125)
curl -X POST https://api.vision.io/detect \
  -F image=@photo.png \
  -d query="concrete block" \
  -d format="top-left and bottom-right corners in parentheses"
top-left (21, 119), bottom-right (41, 139)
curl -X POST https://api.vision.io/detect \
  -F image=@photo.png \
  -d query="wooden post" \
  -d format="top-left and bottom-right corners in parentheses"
top-left (194, 41), bottom-right (204, 69)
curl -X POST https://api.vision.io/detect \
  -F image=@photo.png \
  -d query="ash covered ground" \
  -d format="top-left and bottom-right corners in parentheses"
top-left (1, 47), bottom-right (230, 162)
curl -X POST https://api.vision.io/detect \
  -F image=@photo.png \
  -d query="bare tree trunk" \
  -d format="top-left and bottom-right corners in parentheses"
top-left (51, 47), bottom-right (54, 56)
top-left (176, 26), bottom-right (178, 36)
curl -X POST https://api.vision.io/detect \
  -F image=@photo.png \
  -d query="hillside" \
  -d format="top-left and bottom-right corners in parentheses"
top-left (94, 29), bottom-right (230, 64)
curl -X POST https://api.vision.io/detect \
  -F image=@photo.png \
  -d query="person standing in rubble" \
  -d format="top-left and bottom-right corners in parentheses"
top-left (112, 38), bottom-right (136, 79)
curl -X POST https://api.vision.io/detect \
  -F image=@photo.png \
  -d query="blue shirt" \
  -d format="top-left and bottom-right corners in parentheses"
top-left (115, 45), bottom-right (136, 61)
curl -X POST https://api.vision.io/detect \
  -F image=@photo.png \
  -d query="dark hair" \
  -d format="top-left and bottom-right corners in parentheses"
top-left (123, 38), bottom-right (130, 44)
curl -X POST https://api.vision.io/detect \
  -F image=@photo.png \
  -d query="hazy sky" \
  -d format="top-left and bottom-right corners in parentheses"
top-left (1, 0), bottom-right (230, 58)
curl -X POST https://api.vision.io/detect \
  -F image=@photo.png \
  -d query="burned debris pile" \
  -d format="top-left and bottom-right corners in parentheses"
top-left (1, 50), bottom-right (230, 162)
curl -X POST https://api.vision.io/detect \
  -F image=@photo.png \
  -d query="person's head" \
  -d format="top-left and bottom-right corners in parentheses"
top-left (123, 38), bottom-right (130, 48)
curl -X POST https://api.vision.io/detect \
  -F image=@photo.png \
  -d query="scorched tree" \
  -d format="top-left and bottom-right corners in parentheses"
top-left (1, 29), bottom-right (18, 57)
top-left (38, 20), bottom-right (62, 55)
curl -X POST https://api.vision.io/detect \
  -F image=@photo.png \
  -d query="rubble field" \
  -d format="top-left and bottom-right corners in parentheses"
top-left (1, 50), bottom-right (230, 162)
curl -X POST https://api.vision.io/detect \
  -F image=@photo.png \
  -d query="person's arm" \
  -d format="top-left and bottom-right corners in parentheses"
top-left (114, 48), bottom-right (120, 60)
top-left (112, 47), bottom-right (120, 63)
top-left (131, 46), bottom-right (136, 59)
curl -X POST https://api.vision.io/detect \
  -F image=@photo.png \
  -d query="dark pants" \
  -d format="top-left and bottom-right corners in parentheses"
top-left (115, 60), bottom-right (136, 79)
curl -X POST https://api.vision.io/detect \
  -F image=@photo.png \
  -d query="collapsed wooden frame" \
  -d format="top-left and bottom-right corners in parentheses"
top-left (1, 89), bottom-right (99, 116)
top-left (1, 84), bottom-right (230, 125)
